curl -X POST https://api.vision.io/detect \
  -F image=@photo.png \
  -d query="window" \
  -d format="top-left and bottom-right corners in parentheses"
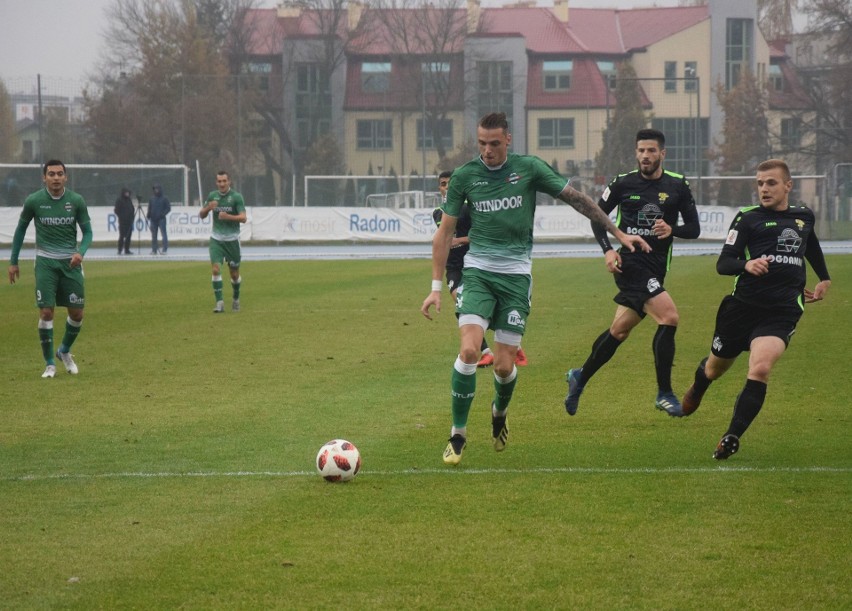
top-left (543, 60), bottom-right (572, 91)
top-left (780, 118), bottom-right (800, 149)
top-left (538, 118), bottom-right (574, 148)
top-left (769, 64), bottom-right (784, 92)
top-left (362, 62), bottom-right (391, 93)
top-left (295, 63), bottom-right (331, 148)
top-left (477, 61), bottom-right (513, 119)
top-left (357, 119), bottom-right (392, 150)
top-left (726, 18), bottom-right (753, 90)
top-left (416, 118), bottom-right (453, 150)
top-left (422, 62), bottom-right (450, 94)
top-left (684, 62), bottom-right (698, 92)
top-left (665, 61), bottom-right (677, 92)
top-left (651, 117), bottom-right (710, 176)
top-left (597, 61), bottom-right (616, 90)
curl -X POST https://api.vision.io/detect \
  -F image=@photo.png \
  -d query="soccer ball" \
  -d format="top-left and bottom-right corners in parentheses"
top-left (315, 439), bottom-right (361, 482)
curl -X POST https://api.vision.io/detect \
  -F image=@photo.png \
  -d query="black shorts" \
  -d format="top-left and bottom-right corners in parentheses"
top-left (710, 295), bottom-right (801, 358)
top-left (445, 267), bottom-right (463, 294)
top-left (612, 254), bottom-right (667, 316)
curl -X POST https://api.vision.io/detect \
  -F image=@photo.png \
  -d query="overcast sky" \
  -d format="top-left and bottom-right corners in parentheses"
top-left (0, 0), bottom-right (769, 91)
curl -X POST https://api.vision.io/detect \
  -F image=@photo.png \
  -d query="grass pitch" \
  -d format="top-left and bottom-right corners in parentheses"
top-left (0, 254), bottom-right (849, 609)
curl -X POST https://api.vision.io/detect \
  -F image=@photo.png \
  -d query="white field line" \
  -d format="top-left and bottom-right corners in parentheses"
top-left (4, 465), bottom-right (851, 482)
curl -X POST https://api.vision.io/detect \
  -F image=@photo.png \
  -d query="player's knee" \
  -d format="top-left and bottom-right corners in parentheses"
top-left (459, 345), bottom-right (480, 364)
top-left (748, 362), bottom-right (773, 382)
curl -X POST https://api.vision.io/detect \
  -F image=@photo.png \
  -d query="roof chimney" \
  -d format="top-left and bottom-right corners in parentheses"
top-left (553, 0), bottom-right (569, 22)
top-left (348, 0), bottom-right (364, 31)
top-left (467, 0), bottom-right (481, 33)
top-left (277, 2), bottom-right (301, 18)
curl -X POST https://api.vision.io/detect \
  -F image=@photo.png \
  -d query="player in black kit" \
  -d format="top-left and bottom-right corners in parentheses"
top-left (564, 129), bottom-right (700, 417)
top-left (680, 158), bottom-right (831, 459)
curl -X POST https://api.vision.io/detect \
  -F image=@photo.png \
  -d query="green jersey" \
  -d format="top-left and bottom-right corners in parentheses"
top-left (444, 153), bottom-right (567, 274)
top-left (10, 187), bottom-right (92, 265)
top-left (205, 189), bottom-right (246, 242)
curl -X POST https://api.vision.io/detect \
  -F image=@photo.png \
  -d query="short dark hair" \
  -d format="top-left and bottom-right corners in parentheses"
top-left (479, 112), bottom-right (509, 132)
top-left (42, 159), bottom-right (65, 175)
top-left (438, 170), bottom-right (453, 180)
top-left (757, 158), bottom-right (791, 181)
top-left (635, 129), bottom-right (665, 148)
top-left (217, 170), bottom-right (230, 179)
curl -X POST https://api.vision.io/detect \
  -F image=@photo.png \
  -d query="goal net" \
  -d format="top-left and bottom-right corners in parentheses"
top-left (0, 164), bottom-right (190, 207)
top-left (366, 191), bottom-right (442, 209)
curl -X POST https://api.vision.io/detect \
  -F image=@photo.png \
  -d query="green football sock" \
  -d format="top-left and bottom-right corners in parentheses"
top-left (38, 320), bottom-right (54, 364)
top-left (59, 317), bottom-right (82, 352)
top-left (232, 276), bottom-right (241, 300)
top-left (212, 275), bottom-right (224, 301)
top-left (493, 366), bottom-right (518, 414)
top-left (450, 357), bottom-right (477, 429)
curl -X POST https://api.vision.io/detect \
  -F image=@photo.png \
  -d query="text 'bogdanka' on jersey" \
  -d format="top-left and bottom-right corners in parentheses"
top-left (444, 153), bottom-right (567, 274)
top-left (20, 188), bottom-right (91, 260)
top-left (206, 189), bottom-right (246, 241)
top-left (722, 204), bottom-right (823, 310)
top-left (598, 169), bottom-right (699, 260)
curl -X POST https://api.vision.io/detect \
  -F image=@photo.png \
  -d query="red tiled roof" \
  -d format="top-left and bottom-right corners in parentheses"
top-left (479, 7), bottom-right (583, 53)
top-left (614, 6), bottom-right (709, 52)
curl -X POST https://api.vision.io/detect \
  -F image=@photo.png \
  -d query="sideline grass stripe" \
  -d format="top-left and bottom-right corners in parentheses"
top-left (6, 465), bottom-right (851, 481)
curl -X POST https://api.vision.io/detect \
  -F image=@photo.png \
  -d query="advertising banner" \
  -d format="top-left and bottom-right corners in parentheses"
top-left (1, 205), bottom-right (739, 245)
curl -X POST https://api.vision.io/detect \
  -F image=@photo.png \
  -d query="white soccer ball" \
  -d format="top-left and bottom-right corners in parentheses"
top-left (316, 439), bottom-right (362, 482)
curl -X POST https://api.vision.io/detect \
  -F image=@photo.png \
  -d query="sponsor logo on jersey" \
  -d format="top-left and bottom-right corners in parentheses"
top-left (776, 228), bottom-right (802, 253)
top-left (637, 203), bottom-right (663, 226)
top-left (725, 229), bottom-right (738, 245)
top-left (472, 181), bottom-right (488, 187)
top-left (39, 216), bottom-right (75, 226)
top-left (68, 293), bottom-right (84, 305)
top-left (506, 172), bottom-right (522, 185)
top-left (507, 309), bottom-right (526, 329)
top-left (647, 277), bottom-right (661, 293)
top-left (712, 336), bottom-right (723, 352)
top-left (471, 195), bottom-right (524, 213)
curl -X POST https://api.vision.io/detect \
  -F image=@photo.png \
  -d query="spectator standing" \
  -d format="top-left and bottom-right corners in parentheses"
top-left (147, 184), bottom-right (171, 254)
top-left (114, 187), bottom-right (135, 255)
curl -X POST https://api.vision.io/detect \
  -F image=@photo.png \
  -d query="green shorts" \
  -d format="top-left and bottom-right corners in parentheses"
top-left (209, 238), bottom-right (241, 268)
top-left (456, 267), bottom-right (531, 335)
top-left (34, 256), bottom-right (85, 309)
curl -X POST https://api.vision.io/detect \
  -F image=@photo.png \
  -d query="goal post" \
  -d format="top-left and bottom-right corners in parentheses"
top-left (0, 164), bottom-right (191, 207)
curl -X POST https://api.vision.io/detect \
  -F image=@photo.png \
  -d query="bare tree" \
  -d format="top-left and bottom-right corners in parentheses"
top-left (368, 0), bottom-right (470, 162)
top-left (0, 79), bottom-right (18, 164)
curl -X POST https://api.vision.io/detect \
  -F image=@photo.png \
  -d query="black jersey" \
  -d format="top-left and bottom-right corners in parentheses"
top-left (718, 204), bottom-right (830, 311)
top-left (433, 202), bottom-right (472, 270)
top-left (593, 169), bottom-right (700, 266)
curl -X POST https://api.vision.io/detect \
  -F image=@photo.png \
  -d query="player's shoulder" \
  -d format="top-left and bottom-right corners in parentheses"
top-left (610, 169), bottom-right (639, 184)
top-left (662, 169), bottom-right (690, 187)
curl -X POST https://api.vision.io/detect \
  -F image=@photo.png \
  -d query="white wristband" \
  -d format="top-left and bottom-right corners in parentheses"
top-left (431, 280), bottom-right (443, 292)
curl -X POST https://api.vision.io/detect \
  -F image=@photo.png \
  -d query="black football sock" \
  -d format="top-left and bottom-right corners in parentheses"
top-left (578, 330), bottom-right (622, 385)
top-left (727, 379), bottom-right (767, 438)
top-left (692, 357), bottom-right (712, 393)
top-left (652, 324), bottom-right (677, 392)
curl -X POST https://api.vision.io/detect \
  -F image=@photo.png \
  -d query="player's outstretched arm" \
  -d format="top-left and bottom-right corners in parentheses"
top-left (422, 216), bottom-right (456, 320)
top-left (557, 185), bottom-right (650, 253)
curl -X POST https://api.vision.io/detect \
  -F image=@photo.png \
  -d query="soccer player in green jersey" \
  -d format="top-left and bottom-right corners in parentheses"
top-left (200, 170), bottom-right (247, 313)
top-left (8, 160), bottom-right (93, 378)
top-left (421, 112), bottom-right (650, 465)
